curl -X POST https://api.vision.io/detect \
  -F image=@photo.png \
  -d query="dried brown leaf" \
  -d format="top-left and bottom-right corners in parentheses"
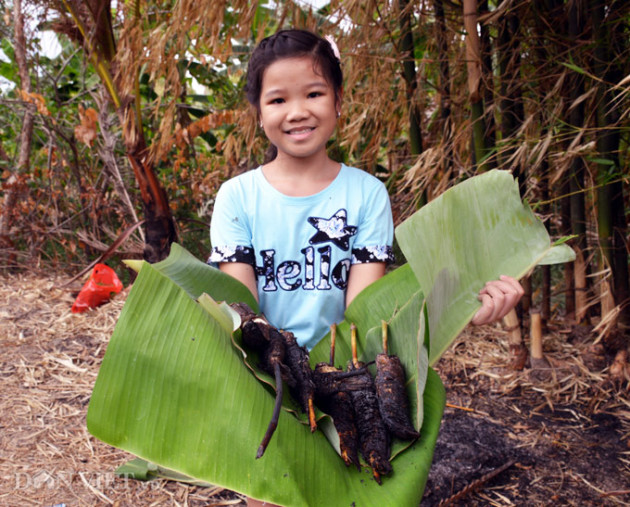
top-left (74, 105), bottom-right (99, 147)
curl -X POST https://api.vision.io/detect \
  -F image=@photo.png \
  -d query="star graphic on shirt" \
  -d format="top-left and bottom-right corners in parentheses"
top-left (307, 209), bottom-right (357, 251)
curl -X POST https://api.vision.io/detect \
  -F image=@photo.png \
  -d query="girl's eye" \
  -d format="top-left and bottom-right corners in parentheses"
top-left (308, 92), bottom-right (323, 98)
top-left (269, 97), bottom-right (285, 104)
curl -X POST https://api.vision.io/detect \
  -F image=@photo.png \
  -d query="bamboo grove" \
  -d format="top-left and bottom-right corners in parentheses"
top-left (0, 1), bottom-right (628, 355)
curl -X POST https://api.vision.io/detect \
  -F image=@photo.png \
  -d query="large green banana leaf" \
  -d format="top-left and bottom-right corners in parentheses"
top-left (395, 170), bottom-right (575, 364)
top-left (88, 258), bottom-right (445, 506)
top-left (87, 170), bottom-right (573, 506)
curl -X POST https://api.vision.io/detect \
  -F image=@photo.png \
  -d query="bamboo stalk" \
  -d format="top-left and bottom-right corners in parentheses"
top-left (601, 279), bottom-right (616, 320)
top-left (528, 309), bottom-right (551, 379)
top-left (503, 309), bottom-right (521, 346)
top-left (575, 249), bottom-right (588, 323)
top-left (530, 311), bottom-right (543, 360)
top-left (503, 308), bottom-right (527, 370)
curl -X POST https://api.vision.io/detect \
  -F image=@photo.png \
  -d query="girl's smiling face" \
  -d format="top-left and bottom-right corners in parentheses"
top-left (259, 56), bottom-right (339, 164)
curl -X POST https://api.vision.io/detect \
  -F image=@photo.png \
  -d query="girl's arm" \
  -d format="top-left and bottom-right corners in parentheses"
top-left (219, 262), bottom-right (259, 303)
top-left (345, 262), bottom-right (386, 307)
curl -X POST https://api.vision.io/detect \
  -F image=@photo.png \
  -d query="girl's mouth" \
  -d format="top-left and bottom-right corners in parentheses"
top-left (286, 127), bottom-right (315, 135)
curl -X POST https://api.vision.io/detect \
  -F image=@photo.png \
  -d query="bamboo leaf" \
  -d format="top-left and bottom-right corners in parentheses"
top-left (561, 61), bottom-right (587, 75)
top-left (123, 259), bottom-right (143, 272)
top-left (589, 157), bottom-right (616, 166)
top-left (552, 235), bottom-right (578, 246)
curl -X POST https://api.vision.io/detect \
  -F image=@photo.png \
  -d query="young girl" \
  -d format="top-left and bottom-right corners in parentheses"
top-left (210, 28), bottom-right (522, 352)
top-left (209, 28), bottom-right (523, 507)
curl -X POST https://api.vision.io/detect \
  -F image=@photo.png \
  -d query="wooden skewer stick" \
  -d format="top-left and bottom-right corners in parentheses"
top-left (381, 320), bottom-right (388, 355)
top-left (373, 469), bottom-right (381, 485)
top-left (350, 323), bottom-right (359, 368)
top-left (329, 323), bottom-right (337, 366)
top-left (308, 398), bottom-right (317, 433)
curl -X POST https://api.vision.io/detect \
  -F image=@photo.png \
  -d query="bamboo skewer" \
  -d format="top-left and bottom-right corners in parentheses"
top-left (351, 323), bottom-right (359, 369)
top-left (307, 398), bottom-right (316, 432)
top-left (329, 323), bottom-right (337, 366)
top-left (381, 320), bottom-right (388, 355)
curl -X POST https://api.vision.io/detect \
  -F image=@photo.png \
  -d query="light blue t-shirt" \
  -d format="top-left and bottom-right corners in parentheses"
top-left (209, 164), bottom-right (394, 350)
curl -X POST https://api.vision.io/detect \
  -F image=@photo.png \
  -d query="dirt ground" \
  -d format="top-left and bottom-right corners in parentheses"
top-left (1, 273), bottom-right (629, 506)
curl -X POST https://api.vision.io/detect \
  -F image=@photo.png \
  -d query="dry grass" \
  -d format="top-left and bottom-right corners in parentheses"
top-left (437, 320), bottom-right (630, 437)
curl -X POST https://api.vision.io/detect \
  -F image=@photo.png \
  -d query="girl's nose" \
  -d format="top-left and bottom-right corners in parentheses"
top-left (286, 100), bottom-right (309, 121)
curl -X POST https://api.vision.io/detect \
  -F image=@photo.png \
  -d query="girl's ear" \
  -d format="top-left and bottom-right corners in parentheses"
top-left (335, 86), bottom-right (344, 115)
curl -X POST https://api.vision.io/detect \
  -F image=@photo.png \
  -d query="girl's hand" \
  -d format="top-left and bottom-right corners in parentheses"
top-left (471, 275), bottom-right (524, 326)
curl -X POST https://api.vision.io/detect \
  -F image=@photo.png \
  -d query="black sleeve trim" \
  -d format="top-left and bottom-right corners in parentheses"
top-left (208, 246), bottom-right (255, 266)
top-left (351, 246), bottom-right (395, 264)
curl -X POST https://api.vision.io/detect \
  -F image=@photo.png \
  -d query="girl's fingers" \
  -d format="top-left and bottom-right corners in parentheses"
top-left (480, 283), bottom-right (506, 323)
top-left (491, 281), bottom-right (521, 319)
top-left (495, 277), bottom-right (525, 319)
top-left (472, 293), bottom-right (494, 325)
top-left (473, 276), bottom-right (524, 325)
top-left (499, 275), bottom-right (525, 298)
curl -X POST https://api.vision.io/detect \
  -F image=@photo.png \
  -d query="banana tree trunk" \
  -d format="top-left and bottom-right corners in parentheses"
top-left (60, 0), bottom-right (178, 263)
top-left (125, 138), bottom-right (177, 263)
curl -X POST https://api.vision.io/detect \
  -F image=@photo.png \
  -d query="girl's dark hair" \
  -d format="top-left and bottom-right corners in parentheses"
top-left (245, 29), bottom-right (343, 111)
